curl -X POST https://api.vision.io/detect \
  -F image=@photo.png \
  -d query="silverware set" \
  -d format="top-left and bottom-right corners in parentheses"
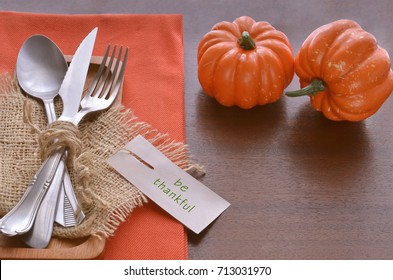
top-left (0, 27), bottom-right (128, 248)
top-left (16, 33), bottom-right (85, 230)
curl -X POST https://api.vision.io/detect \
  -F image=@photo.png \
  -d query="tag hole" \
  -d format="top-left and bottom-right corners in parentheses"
top-left (127, 150), bottom-right (154, 170)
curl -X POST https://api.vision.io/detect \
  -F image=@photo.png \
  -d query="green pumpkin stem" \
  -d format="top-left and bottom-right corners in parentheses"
top-left (238, 31), bottom-right (256, 50)
top-left (285, 79), bottom-right (326, 97)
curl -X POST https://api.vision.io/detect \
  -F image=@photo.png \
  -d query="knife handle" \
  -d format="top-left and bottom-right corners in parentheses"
top-left (0, 149), bottom-right (65, 236)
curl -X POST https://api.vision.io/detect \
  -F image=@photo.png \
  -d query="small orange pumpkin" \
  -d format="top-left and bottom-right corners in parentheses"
top-left (197, 16), bottom-right (294, 109)
top-left (286, 19), bottom-right (393, 121)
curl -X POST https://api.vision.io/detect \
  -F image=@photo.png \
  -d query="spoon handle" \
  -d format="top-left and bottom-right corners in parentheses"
top-left (0, 150), bottom-right (65, 236)
top-left (22, 159), bottom-right (65, 248)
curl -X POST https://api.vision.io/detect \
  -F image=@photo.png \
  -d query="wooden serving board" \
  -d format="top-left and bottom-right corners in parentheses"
top-left (0, 56), bottom-right (123, 259)
top-left (0, 235), bottom-right (105, 260)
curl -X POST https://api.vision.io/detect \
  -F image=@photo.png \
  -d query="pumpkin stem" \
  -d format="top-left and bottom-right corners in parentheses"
top-left (285, 79), bottom-right (326, 97)
top-left (238, 31), bottom-right (256, 50)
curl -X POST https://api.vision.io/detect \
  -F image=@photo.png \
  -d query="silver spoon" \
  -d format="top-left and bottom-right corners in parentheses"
top-left (16, 35), bottom-right (85, 231)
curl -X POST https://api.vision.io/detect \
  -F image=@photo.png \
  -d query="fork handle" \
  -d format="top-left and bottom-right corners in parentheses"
top-left (0, 148), bottom-right (65, 236)
top-left (54, 152), bottom-right (85, 227)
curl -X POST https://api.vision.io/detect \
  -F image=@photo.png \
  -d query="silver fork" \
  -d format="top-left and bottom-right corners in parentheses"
top-left (74, 45), bottom-right (128, 124)
top-left (0, 45), bottom-right (128, 247)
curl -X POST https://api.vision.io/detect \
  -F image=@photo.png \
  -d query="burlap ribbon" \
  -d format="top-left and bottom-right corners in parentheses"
top-left (0, 73), bottom-right (204, 239)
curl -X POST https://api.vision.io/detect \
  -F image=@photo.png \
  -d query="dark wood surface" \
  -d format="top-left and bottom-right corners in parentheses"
top-left (2, 0), bottom-right (393, 259)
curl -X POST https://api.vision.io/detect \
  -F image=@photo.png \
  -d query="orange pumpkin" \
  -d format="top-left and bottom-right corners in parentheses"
top-left (286, 19), bottom-right (393, 121)
top-left (197, 16), bottom-right (294, 109)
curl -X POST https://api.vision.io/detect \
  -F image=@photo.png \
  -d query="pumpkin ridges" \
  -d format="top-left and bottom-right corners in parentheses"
top-left (330, 69), bottom-right (393, 114)
top-left (252, 23), bottom-right (295, 93)
top-left (321, 95), bottom-right (346, 121)
top-left (255, 40), bottom-right (294, 86)
top-left (260, 49), bottom-right (284, 104)
top-left (320, 27), bottom-right (377, 82)
top-left (304, 20), bottom-right (359, 77)
top-left (253, 50), bottom-right (266, 105)
top-left (294, 33), bottom-right (316, 81)
top-left (198, 32), bottom-right (238, 62)
top-left (256, 50), bottom-right (271, 104)
top-left (328, 48), bottom-right (392, 95)
top-left (250, 21), bottom-right (275, 36)
top-left (321, 93), bottom-right (336, 118)
top-left (254, 32), bottom-right (292, 48)
top-left (252, 27), bottom-right (291, 46)
top-left (198, 43), bottom-right (236, 97)
top-left (233, 51), bottom-right (261, 108)
top-left (212, 49), bottom-right (241, 106)
top-left (322, 78), bottom-right (392, 121)
top-left (306, 81), bottom-right (346, 121)
top-left (233, 16), bottom-right (256, 34)
top-left (296, 21), bottom-right (359, 80)
top-left (211, 21), bottom-right (242, 37)
top-left (350, 72), bottom-right (392, 118)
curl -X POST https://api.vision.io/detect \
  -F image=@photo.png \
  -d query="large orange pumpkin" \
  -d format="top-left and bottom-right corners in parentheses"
top-left (286, 19), bottom-right (393, 121)
top-left (197, 16), bottom-right (294, 109)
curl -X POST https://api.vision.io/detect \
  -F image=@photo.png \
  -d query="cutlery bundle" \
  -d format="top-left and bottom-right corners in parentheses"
top-left (0, 27), bottom-right (128, 248)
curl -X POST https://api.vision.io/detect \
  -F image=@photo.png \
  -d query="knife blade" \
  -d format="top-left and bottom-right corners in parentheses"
top-left (0, 27), bottom-right (98, 237)
top-left (58, 28), bottom-right (97, 122)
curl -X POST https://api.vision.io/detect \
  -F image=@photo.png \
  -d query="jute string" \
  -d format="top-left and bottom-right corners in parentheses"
top-left (24, 99), bottom-right (83, 161)
top-left (0, 73), bottom-right (205, 239)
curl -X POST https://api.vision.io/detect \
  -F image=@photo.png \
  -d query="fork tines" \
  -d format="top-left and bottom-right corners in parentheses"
top-left (86, 45), bottom-right (128, 102)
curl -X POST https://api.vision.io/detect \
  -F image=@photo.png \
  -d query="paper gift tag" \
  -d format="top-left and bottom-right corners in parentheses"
top-left (107, 135), bottom-right (230, 234)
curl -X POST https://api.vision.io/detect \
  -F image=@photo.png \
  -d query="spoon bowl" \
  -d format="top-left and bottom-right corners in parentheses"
top-left (16, 35), bottom-right (68, 101)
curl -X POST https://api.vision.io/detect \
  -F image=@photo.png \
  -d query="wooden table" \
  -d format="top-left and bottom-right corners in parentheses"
top-left (2, 0), bottom-right (393, 259)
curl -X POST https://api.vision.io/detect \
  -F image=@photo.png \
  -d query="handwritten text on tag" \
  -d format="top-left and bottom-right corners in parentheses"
top-left (106, 135), bottom-right (230, 234)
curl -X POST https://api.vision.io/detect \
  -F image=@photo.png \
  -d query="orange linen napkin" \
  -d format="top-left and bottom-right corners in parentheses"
top-left (0, 11), bottom-right (187, 259)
